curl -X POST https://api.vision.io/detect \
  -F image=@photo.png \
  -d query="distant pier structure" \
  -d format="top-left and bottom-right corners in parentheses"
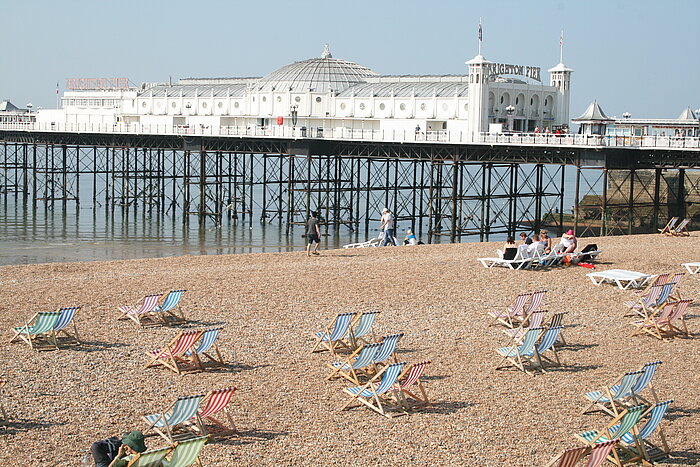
top-left (1, 47), bottom-right (699, 241)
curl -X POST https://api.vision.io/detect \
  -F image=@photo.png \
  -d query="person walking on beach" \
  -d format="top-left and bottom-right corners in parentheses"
top-left (306, 211), bottom-right (321, 257)
top-left (380, 208), bottom-right (397, 246)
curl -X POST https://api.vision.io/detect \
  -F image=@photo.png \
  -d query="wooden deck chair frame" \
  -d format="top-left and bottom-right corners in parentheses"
top-left (156, 289), bottom-right (188, 324)
top-left (0, 380), bottom-right (6, 424)
top-left (118, 293), bottom-right (163, 327)
top-left (145, 330), bottom-right (204, 375)
top-left (310, 312), bottom-right (356, 355)
top-left (657, 217), bottom-right (678, 235)
top-left (495, 327), bottom-right (545, 376)
top-left (667, 298), bottom-right (691, 337)
top-left (195, 388), bottom-right (238, 438)
top-left (502, 309), bottom-right (547, 342)
top-left (126, 446), bottom-right (173, 467)
top-left (53, 306), bottom-right (82, 347)
top-left (10, 311), bottom-right (61, 350)
top-left (186, 327), bottom-right (226, 370)
top-left (143, 394), bottom-right (206, 444)
top-left (534, 326), bottom-right (564, 370)
top-left (630, 302), bottom-right (682, 340)
top-left (338, 362), bottom-right (407, 419)
top-left (548, 311), bottom-right (568, 346)
top-left (543, 446), bottom-right (589, 467)
top-left (325, 342), bottom-right (382, 384)
top-left (513, 289), bottom-right (547, 326)
top-left (370, 332), bottom-right (404, 374)
top-left (582, 370), bottom-right (644, 416)
top-left (394, 360), bottom-right (431, 409)
top-left (165, 435), bottom-right (210, 467)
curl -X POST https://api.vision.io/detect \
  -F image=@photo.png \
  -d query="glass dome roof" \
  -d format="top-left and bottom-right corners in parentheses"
top-left (255, 45), bottom-right (377, 94)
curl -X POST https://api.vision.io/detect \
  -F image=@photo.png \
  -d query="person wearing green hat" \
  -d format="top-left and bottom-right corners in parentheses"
top-left (107, 431), bottom-right (147, 467)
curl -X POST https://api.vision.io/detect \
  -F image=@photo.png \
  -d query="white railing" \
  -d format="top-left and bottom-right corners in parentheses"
top-left (1, 121), bottom-right (699, 150)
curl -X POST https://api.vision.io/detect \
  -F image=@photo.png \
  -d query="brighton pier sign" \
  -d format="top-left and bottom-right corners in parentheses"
top-left (486, 63), bottom-right (541, 82)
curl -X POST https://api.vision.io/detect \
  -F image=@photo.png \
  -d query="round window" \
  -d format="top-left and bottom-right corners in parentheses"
top-left (202, 102), bottom-right (208, 108)
top-left (379, 103), bottom-right (385, 110)
top-left (315, 97), bottom-right (322, 103)
top-left (340, 103), bottom-right (346, 110)
top-left (420, 103), bottom-right (426, 111)
top-left (442, 103), bottom-right (449, 111)
top-left (234, 102), bottom-right (240, 108)
top-left (218, 102), bottom-right (223, 108)
top-left (359, 103), bottom-right (365, 110)
top-left (171, 102), bottom-right (176, 108)
top-left (295, 96), bottom-right (301, 103)
top-left (276, 96), bottom-right (282, 102)
top-left (399, 103), bottom-right (406, 110)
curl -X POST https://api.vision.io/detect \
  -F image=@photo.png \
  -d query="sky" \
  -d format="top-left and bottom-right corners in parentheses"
top-left (1, 0), bottom-right (699, 119)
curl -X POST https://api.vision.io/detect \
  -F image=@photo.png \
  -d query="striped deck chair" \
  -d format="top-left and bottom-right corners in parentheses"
top-left (574, 404), bottom-right (647, 466)
top-left (627, 361), bottom-right (662, 407)
top-left (53, 306), bottom-right (81, 346)
top-left (326, 342), bottom-right (381, 384)
top-left (623, 285), bottom-right (662, 315)
top-left (143, 394), bottom-right (205, 443)
top-left (10, 311), bottom-right (61, 350)
top-left (339, 362), bottom-right (406, 418)
top-left (634, 273), bottom-right (670, 296)
top-left (667, 272), bottom-right (685, 301)
top-left (156, 289), bottom-right (187, 324)
top-left (613, 400), bottom-right (673, 464)
top-left (371, 333), bottom-right (403, 371)
top-left (548, 312), bottom-right (567, 346)
top-left (495, 327), bottom-right (544, 375)
top-left (668, 217), bottom-right (690, 236)
top-left (311, 312), bottom-right (356, 354)
top-left (513, 289), bottom-right (547, 326)
top-left (667, 298), bottom-right (692, 336)
top-left (502, 310), bottom-right (547, 341)
top-left (118, 293), bottom-right (162, 327)
top-left (185, 328), bottom-right (225, 369)
top-left (145, 330), bottom-right (204, 375)
top-left (392, 360), bottom-right (431, 408)
top-left (543, 446), bottom-right (589, 467)
top-left (637, 283), bottom-right (676, 318)
top-left (582, 370), bottom-right (643, 416)
top-left (630, 300), bottom-right (691, 340)
top-left (585, 440), bottom-right (620, 467)
top-left (196, 388), bottom-right (238, 437)
top-left (534, 326), bottom-right (564, 370)
top-left (348, 311), bottom-right (380, 349)
top-left (126, 446), bottom-right (173, 467)
top-left (657, 217), bottom-right (678, 235)
top-left (488, 292), bottom-right (531, 328)
top-left (162, 435), bottom-right (209, 467)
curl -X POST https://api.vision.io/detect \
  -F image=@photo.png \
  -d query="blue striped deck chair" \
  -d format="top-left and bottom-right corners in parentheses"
top-left (534, 326), bottom-right (564, 369)
top-left (495, 327), bottom-right (544, 375)
top-left (143, 394), bottom-right (205, 443)
top-left (613, 400), bottom-right (673, 464)
top-left (339, 362), bottom-right (407, 418)
top-left (311, 312), bottom-right (356, 354)
top-left (371, 333), bottom-right (403, 371)
top-left (669, 217), bottom-right (690, 236)
top-left (10, 311), bottom-right (61, 350)
top-left (574, 404), bottom-right (647, 467)
top-left (629, 361), bottom-right (662, 406)
top-left (162, 435), bottom-right (209, 467)
top-left (638, 283), bottom-right (676, 318)
top-left (156, 289), bottom-right (187, 324)
top-left (53, 306), bottom-right (81, 346)
top-left (657, 217), bottom-right (678, 235)
top-left (582, 370), bottom-right (643, 416)
top-left (326, 342), bottom-right (382, 384)
top-left (185, 327), bottom-right (225, 369)
top-left (348, 311), bottom-right (380, 349)
top-left (126, 446), bottom-right (173, 467)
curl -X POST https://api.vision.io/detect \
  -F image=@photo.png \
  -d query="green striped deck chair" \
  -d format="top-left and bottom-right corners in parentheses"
top-left (613, 400), bottom-right (673, 464)
top-left (143, 394), bottom-right (206, 443)
top-left (10, 311), bottom-right (61, 350)
top-left (162, 436), bottom-right (209, 467)
top-left (575, 404), bottom-right (647, 466)
top-left (126, 446), bottom-right (173, 467)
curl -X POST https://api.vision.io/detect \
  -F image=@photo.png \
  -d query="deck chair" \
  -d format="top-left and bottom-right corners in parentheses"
top-left (534, 326), bottom-right (564, 370)
top-left (582, 370), bottom-right (643, 416)
top-left (657, 217), bottom-right (678, 235)
top-left (488, 292), bottom-right (531, 327)
top-left (185, 328), bottom-right (225, 369)
top-left (156, 289), bottom-right (187, 324)
top-left (339, 362), bottom-right (406, 418)
top-left (196, 388), bottom-right (238, 437)
top-left (548, 312), bottom-right (568, 346)
top-left (371, 333), bottom-right (403, 371)
top-left (392, 360), bottom-right (431, 408)
top-left (512, 289), bottom-right (546, 327)
top-left (630, 299), bottom-right (691, 339)
top-left (634, 273), bottom-right (670, 296)
top-left (613, 400), bottom-right (672, 464)
top-left (126, 446), bottom-right (173, 467)
top-left (145, 330), bottom-right (204, 375)
top-left (667, 272), bottom-right (685, 301)
top-left (326, 342), bottom-right (382, 384)
top-left (53, 306), bottom-right (81, 346)
top-left (495, 327), bottom-right (544, 375)
top-left (10, 311), bottom-right (61, 350)
top-left (585, 440), bottom-right (621, 467)
top-left (348, 311), bottom-right (380, 349)
top-left (667, 298), bottom-right (692, 336)
top-left (502, 310), bottom-right (547, 341)
top-left (574, 404), bottom-right (647, 466)
top-left (162, 435), bottom-right (209, 467)
top-left (311, 312), bottom-right (356, 354)
top-left (118, 293), bottom-right (162, 327)
top-left (543, 446), bottom-right (589, 467)
top-left (623, 285), bottom-right (662, 316)
top-left (668, 217), bottom-right (690, 236)
top-left (636, 283), bottom-right (675, 318)
top-left (143, 394), bottom-right (205, 443)
top-left (544, 441), bottom-right (619, 467)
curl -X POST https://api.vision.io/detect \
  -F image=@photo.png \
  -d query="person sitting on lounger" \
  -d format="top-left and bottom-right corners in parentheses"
top-left (499, 236), bottom-right (517, 259)
top-left (104, 431), bottom-right (147, 467)
top-left (539, 229), bottom-right (552, 253)
top-left (555, 229), bottom-right (577, 254)
top-left (519, 232), bottom-right (532, 247)
top-left (527, 234), bottom-right (542, 256)
top-left (403, 229), bottom-right (418, 246)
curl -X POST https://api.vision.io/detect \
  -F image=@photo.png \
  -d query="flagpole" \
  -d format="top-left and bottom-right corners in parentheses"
top-left (559, 30), bottom-right (564, 64)
top-left (478, 18), bottom-right (482, 55)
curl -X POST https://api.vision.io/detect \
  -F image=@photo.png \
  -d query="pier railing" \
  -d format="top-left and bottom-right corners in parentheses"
top-left (1, 121), bottom-right (699, 150)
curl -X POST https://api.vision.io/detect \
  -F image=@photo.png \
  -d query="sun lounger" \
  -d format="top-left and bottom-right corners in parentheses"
top-left (143, 394), bottom-right (205, 443)
top-left (586, 269), bottom-right (654, 290)
top-left (10, 311), bottom-right (61, 350)
top-left (503, 310), bottom-right (547, 341)
top-left (682, 262), bottom-right (700, 274)
top-left (478, 248), bottom-right (534, 270)
top-left (343, 233), bottom-right (383, 249)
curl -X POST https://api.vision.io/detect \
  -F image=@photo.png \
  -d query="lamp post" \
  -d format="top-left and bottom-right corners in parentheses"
top-left (505, 104), bottom-right (515, 132)
top-left (290, 105), bottom-right (298, 126)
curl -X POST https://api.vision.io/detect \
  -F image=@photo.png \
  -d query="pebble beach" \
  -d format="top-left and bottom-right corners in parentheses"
top-left (0, 233), bottom-right (698, 466)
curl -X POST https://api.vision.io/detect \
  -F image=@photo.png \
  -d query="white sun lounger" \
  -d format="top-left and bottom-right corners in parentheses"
top-left (586, 269), bottom-right (655, 290)
top-left (479, 246), bottom-right (534, 270)
top-left (681, 262), bottom-right (700, 274)
top-left (343, 233), bottom-right (383, 249)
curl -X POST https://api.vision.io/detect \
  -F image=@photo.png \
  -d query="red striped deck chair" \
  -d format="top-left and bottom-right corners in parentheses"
top-left (118, 293), bottom-right (162, 327)
top-left (503, 310), bottom-right (547, 342)
top-left (488, 292), bottom-right (531, 328)
top-left (393, 361), bottom-right (431, 408)
top-left (513, 289), bottom-right (546, 326)
top-left (197, 387), bottom-right (238, 438)
top-left (634, 273), bottom-right (670, 296)
top-left (543, 446), bottom-right (588, 467)
top-left (585, 440), bottom-right (619, 467)
top-left (145, 330), bottom-right (204, 375)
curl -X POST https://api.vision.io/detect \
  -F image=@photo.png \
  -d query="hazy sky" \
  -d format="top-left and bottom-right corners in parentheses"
top-left (2, 0), bottom-right (698, 119)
